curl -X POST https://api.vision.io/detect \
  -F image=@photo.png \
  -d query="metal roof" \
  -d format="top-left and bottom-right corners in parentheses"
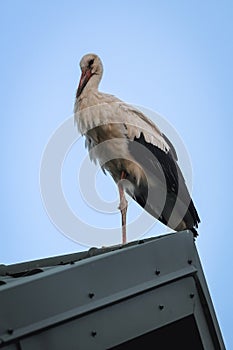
top-left (0, 231), bottom-right (225, 349)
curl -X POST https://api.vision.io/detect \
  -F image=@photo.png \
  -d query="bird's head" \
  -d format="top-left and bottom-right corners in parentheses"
top-left (76, 53), bottom-right (103, 98)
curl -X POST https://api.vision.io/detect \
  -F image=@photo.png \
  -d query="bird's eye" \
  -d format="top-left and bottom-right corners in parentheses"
top-left (89, 59), bottom-right (94, 67)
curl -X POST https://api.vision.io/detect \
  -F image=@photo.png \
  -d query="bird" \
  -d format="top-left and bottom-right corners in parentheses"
top-left (74, 53), bottom-right (200, 244)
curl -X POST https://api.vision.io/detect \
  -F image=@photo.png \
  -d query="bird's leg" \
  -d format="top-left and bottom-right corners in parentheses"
top-left (118, 171), bottom-right (128, 245)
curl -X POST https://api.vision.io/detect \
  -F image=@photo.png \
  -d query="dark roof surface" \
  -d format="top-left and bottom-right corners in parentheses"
top-left (0, 231), bottom-right (225, 350)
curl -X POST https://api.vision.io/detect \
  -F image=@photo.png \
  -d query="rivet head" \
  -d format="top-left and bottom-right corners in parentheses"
top-left (155, 269), bottom-right (160, 275)
top-left (190, 293), bottom-right (195, 298)
top-left (91, 330), bottom-right (97, 337)
top-left (89, 292), bottom-right (95, 299)
top-left (159, 304), bottom-right (164, 310)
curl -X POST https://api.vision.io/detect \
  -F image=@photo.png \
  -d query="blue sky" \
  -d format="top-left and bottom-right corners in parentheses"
top-left (1, 1), bottom-right (232, 347)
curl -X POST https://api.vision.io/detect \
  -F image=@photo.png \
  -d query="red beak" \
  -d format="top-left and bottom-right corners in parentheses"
top-left (76, 68), bottom-right (92, 98)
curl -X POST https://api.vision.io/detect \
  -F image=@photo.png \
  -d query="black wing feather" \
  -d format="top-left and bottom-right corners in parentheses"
top-left (128, 133), bottom-right (200, 235)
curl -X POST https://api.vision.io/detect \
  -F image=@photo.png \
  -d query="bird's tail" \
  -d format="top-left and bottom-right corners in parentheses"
top-left (190, 227), bottom-right (199, 238)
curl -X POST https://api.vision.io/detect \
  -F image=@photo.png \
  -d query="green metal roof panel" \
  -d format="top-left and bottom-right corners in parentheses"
top-left (0, 231), bottom-right (225, 349)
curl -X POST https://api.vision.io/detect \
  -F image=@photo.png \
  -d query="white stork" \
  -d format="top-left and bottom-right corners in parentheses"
top-left (74, 53), bottom-right (200, 244)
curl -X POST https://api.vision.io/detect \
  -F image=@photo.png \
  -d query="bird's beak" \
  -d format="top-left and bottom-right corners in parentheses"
top-left (76, 68), bottom-right (92, 98)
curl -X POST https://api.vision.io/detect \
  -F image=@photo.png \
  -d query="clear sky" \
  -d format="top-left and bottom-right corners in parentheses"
top-left (1, 0), bottom-right (232, 347)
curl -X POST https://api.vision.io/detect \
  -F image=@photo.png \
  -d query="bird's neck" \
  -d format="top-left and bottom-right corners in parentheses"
top-left (76, 81), bottom-right (102, 113)
top-left (82, 74), bottom-right (101, 97)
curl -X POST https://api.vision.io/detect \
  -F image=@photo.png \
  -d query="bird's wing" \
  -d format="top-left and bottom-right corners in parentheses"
top-left (114, 102), bottom-right (181, 185)
top-left (117, 103), bottom-right (171, 155)
top-left (116, 103), bottom-right (200, 231)
top-left (128, 132), bottom-right (200, 232)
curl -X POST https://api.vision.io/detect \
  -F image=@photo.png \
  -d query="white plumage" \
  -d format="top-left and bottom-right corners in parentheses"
top-left (74, 53), bottom-right (200, 243)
